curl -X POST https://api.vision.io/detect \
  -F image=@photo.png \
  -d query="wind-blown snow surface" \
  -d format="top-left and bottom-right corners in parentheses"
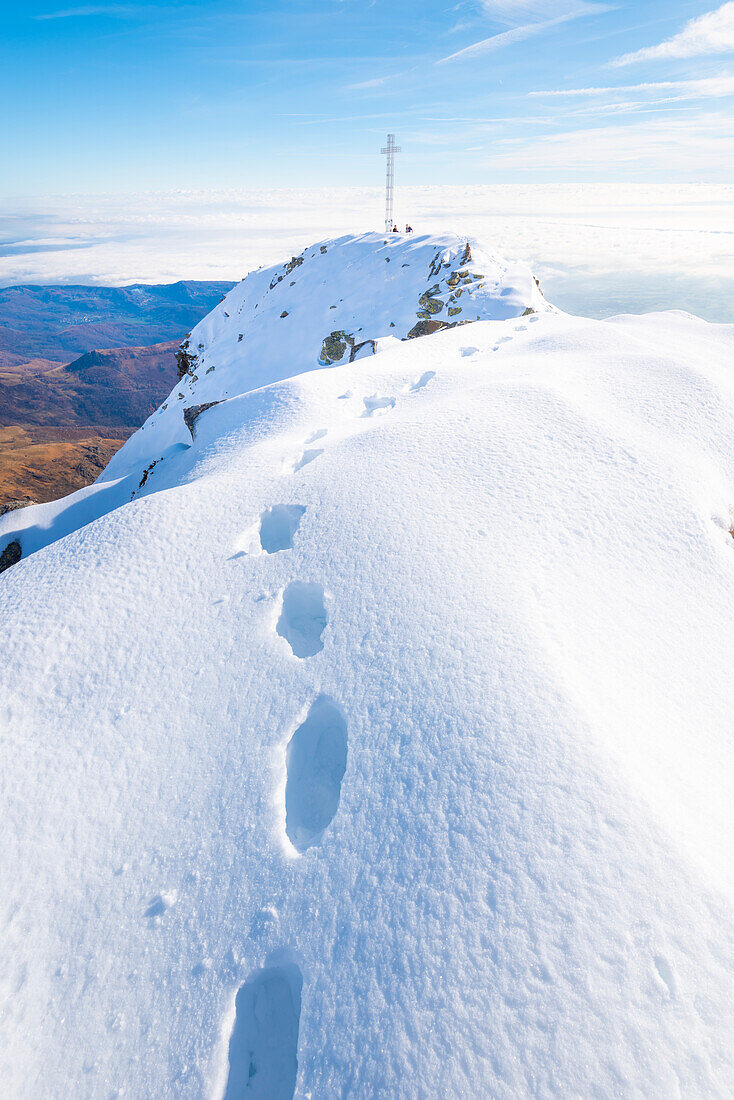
top-left (2, 233), bottom-right (734, 1098)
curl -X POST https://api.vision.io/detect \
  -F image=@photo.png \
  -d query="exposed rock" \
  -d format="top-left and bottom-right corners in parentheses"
top-left (319, 331), bottom-right (354, 365)
top-left (238, 334), bottom-right (243, 342)
top-left (284, 256), bottom-right (304, 276)
top-left (417, 284), bottom-right (444, 315)
top-left (428, 250), bottom-right (443, 280)
top-left (281, 311), bottom-right (289, 318)
top-left (460, 242), bottom-right (472, 266)
top-left (183, 401), bottom-right (224, 440)
top-left (206, 366), bottom-right (215, 374)
top-left (0, 540), bottom-right (22, 575)
top-left (136, 460), bottom-right (157, 492)
top-left (175, 339), bottom-right (197, 381)
top-left (407, 317), bottom-right (472, 341)
top-left (522, 307), bottom-right (536, 317)
top-left (448, 306), bottom-right (462, 317)
top-left (320, 245), bottom-right (328, 254)
top-left (0, 499), bottom-right (35, 517)
top-left (407, 318), bottom-right (451, 340)
top-left (349, 339), bottom-right (376, 363)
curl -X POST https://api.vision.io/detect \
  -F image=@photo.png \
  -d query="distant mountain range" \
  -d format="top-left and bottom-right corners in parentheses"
top-left (0, 280), bottom-right (235, 509)
top-left (0, 279), bottom-right (234, 370)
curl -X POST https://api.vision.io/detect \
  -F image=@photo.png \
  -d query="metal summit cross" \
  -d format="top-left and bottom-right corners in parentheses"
top-left (381, 133), bottom-right (401, 233)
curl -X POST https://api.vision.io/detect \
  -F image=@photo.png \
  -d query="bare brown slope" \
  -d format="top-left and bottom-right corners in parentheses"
top-left (0, 426), bottom-right (129, 509)
top-left (0, 342), bottom-right (180, 510)
top-left (0, 341), bottom-right (179, 429)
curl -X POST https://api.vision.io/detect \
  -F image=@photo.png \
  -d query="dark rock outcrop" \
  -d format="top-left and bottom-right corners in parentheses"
top-left (176, 338), bottom-right (197, 381)
top-left (0, 540), bottom-right (22, 574)
top-left (319, 331), bottom-right (355, 365)
top-left (0, 499), bottom-right (35, 517)
top-left (349, 339), bottom-right (376, 363)
top-left (406, 317), bottom-right (471, 341)
top-left (183, 401), bottom-right (223, 440)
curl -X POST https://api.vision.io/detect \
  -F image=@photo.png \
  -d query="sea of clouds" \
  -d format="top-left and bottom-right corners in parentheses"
top-left (1, 184), bottom-right (733, 320)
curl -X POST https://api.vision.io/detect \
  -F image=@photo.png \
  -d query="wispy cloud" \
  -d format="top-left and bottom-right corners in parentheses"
top-left (35, 4), bottom-right (148, 19)
top-left (437, 2), bottom-right (608, 64)
top-left (530, 76), bottom-right (734, 99)
top-left (483, 110), bottom-right (734, 174)
top-left (347, 75), bottom-right (395, 91)
top-left (613, 1), bottom-right (734, 65)
top-left (479, 0), bottom-right (587, 21)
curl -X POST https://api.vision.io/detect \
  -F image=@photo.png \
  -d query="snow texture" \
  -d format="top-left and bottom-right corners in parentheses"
top-left (1, 233), bottom-right (734, 1098)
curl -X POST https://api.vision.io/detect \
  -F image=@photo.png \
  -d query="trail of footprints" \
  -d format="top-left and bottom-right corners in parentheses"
top-left (222, 368), bottom-right (440, 1096)
top-left (221, 324), bottom-right (542, 1094)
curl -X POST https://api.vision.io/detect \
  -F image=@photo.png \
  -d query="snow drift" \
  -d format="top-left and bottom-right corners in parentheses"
top-left (1, 233), bottom-right (734, 1098)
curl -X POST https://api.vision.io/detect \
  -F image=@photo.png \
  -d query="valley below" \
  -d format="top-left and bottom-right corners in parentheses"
top-left (0, 280), bottom-right (233, 509)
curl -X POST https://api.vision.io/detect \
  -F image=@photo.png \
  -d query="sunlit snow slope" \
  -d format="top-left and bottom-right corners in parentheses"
top-left (1, 234), bottom-right (734, 1099)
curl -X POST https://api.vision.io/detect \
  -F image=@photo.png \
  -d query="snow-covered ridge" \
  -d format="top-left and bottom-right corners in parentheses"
top-left (2, 234), bottom-right (734, 1098)
top-left (1, 232), bottom-right (547, 567)
top-left (102, 231), bottom-right (548, 480)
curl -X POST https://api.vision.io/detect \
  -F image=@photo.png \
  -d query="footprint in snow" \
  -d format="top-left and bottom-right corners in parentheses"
top-left (362, 394), bottom-right (396, 417)
top-left (293, 448), bottom-right (323, 472)
top-left (144, 891), bottom-right (177, 922)
top-left (460, 346), bottom-right (478, 357)
top-left (653, 955), bottom-right (677, 999)
top-left (284, 695), bottom-right (348, 853)
top-left (409, 370), bottom-right (435, 393)
top-left (259, 505), bottom-right (306, 553)
top-left (276, 582), bottom-right (327, 658)
top-left (223, 963), bottom-right (303, 1100)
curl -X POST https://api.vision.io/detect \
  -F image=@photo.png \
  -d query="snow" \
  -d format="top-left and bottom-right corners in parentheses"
top-left (1, 232), bottom-right (734, 1097)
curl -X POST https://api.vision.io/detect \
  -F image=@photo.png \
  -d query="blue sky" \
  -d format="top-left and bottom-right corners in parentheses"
top-left (2, 0), bottom-right (734, 193)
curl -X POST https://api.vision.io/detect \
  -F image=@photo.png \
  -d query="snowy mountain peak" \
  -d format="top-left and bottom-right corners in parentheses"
top-left (102, 231), bottom-right (549, 481)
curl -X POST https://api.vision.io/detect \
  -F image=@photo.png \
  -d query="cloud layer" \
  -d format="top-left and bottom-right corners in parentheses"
top-left (1, 185), bottom-right (733, 322)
